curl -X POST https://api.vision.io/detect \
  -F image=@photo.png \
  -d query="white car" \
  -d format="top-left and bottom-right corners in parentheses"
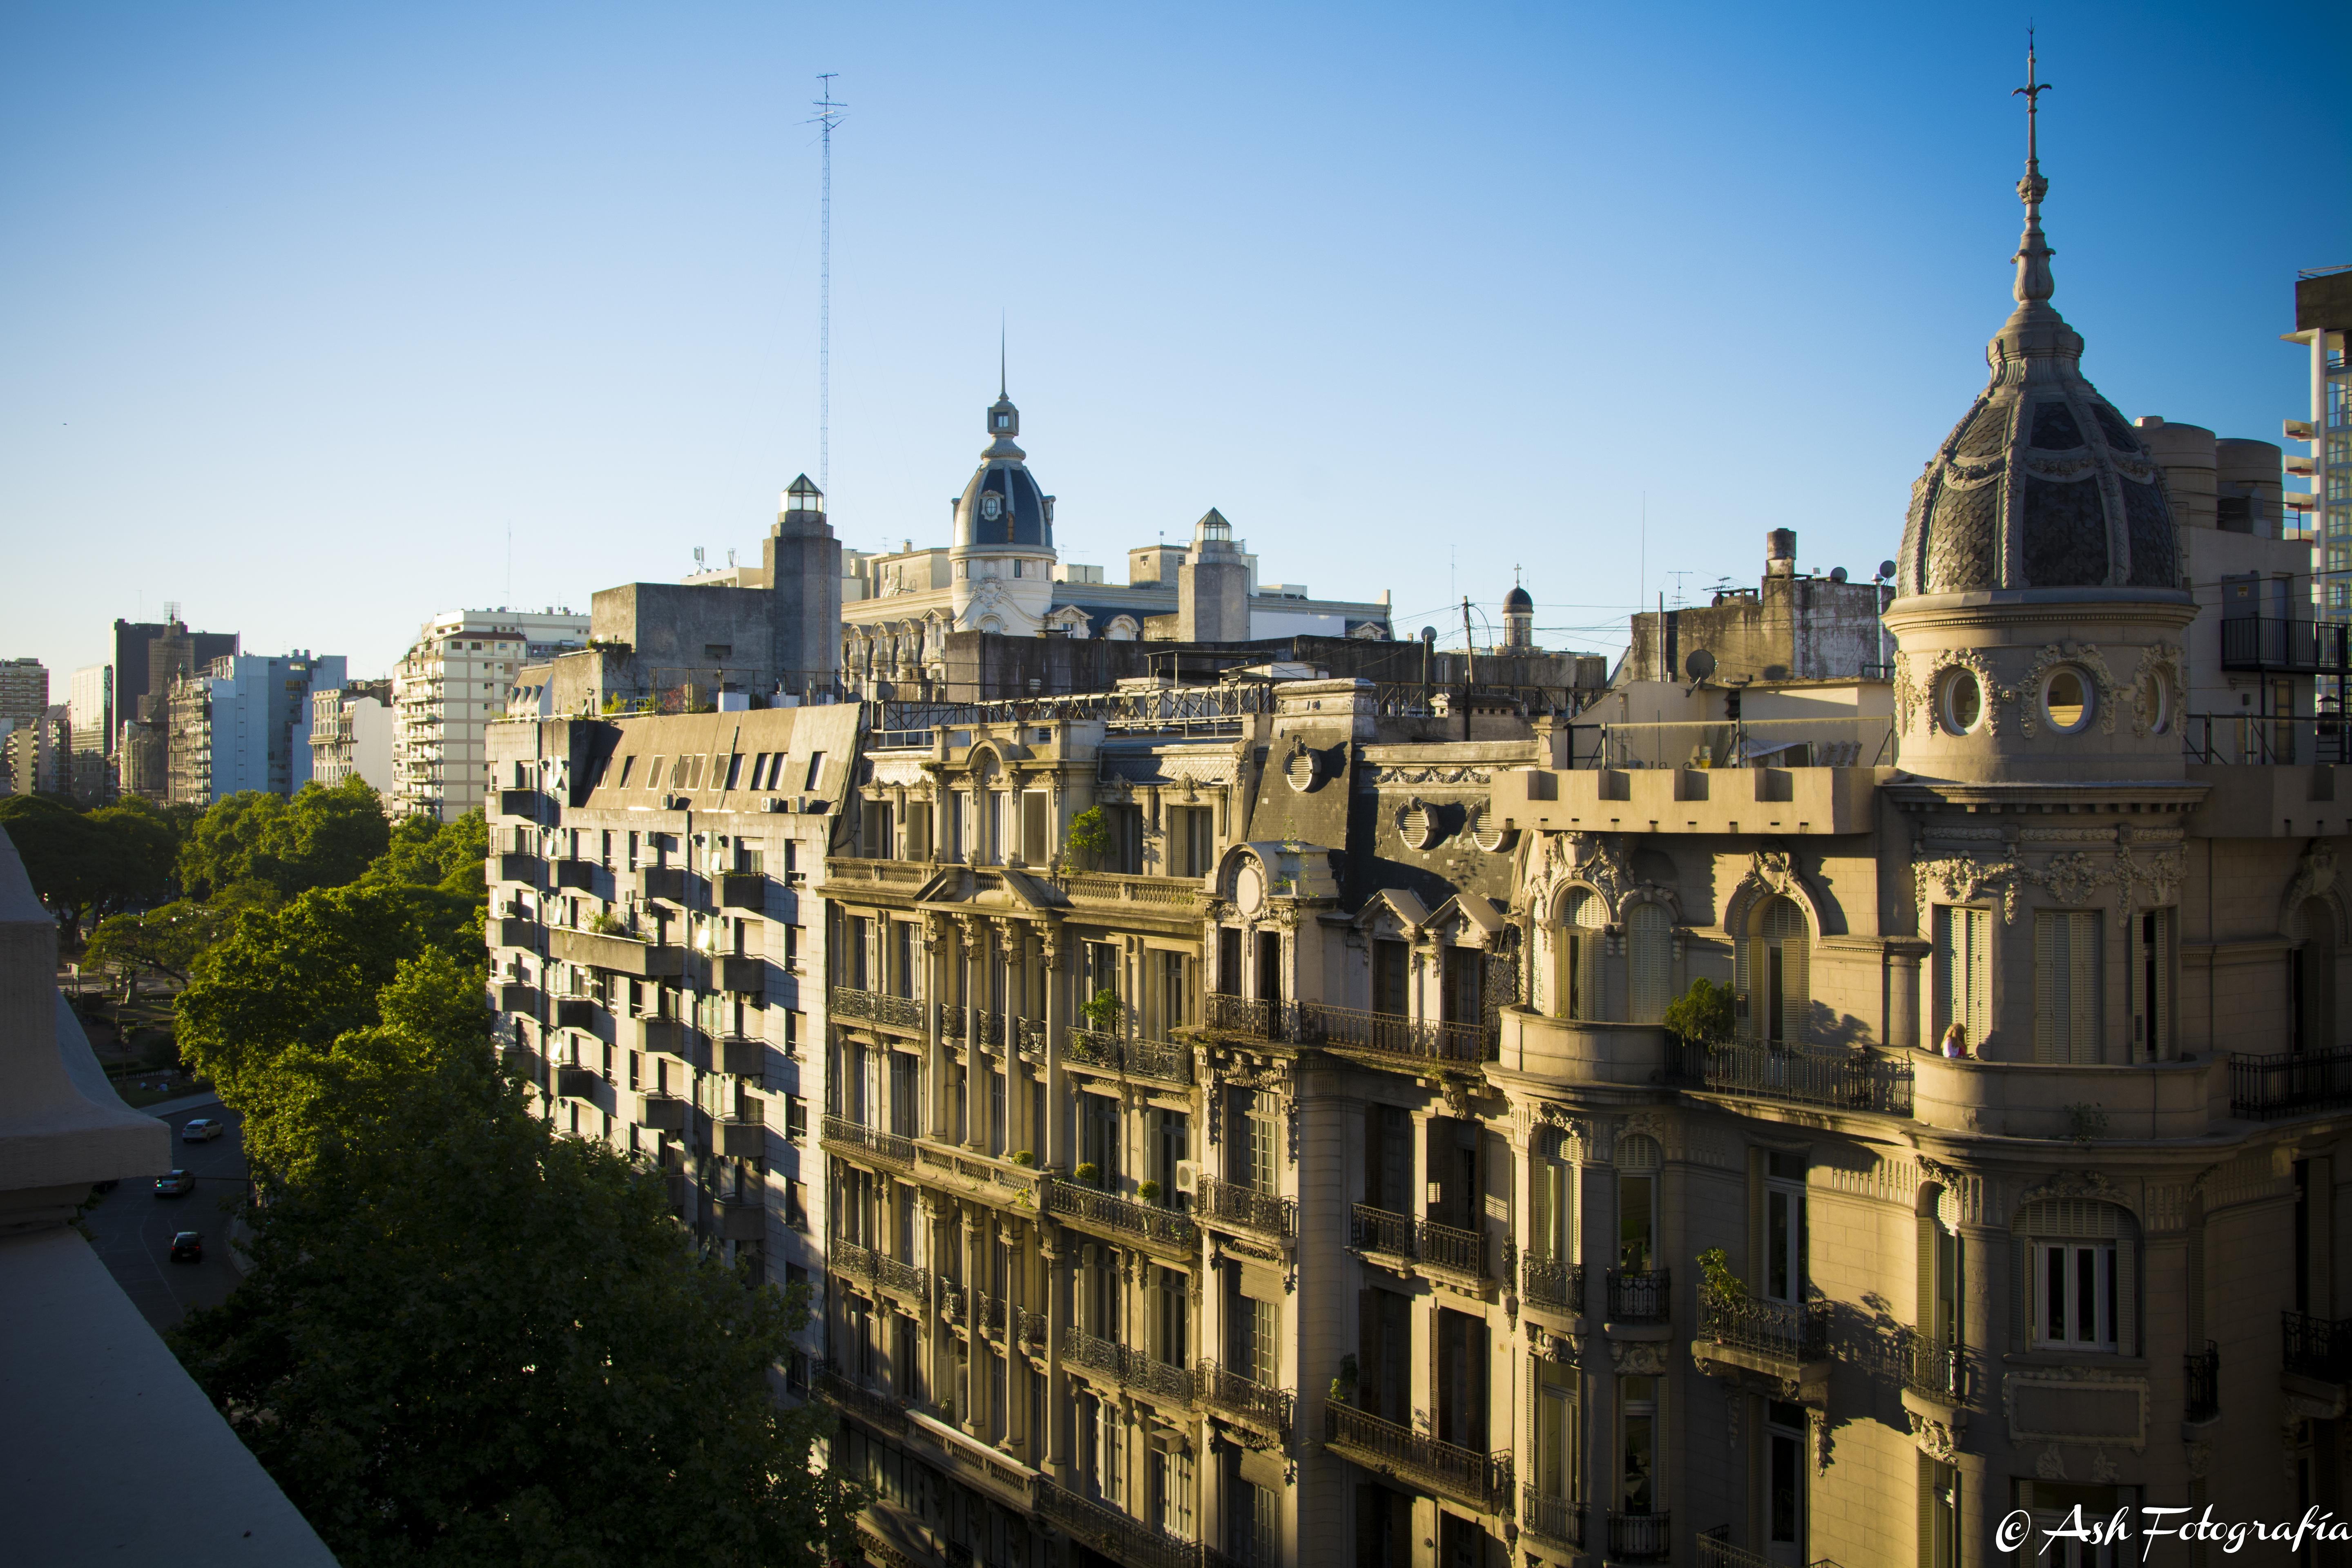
top-left (181, 1117), bottom-right (224, 1143)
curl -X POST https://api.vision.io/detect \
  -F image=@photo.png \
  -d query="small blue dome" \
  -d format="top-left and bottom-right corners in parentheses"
top-left (954, 393), bottom-right (1053, 549)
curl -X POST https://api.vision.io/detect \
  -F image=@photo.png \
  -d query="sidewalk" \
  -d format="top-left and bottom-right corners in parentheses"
top-left (140, 1090), bottom-right (223, 1120)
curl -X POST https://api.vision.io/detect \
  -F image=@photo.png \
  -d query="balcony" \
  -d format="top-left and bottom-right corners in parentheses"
top-left (830, 986), bottom-right (926, 1033)
top-left (2230, 1046), bottom-right (2352, 1120)
top-left (1606, 1267), bottom-right (1671, 1324)
top-left (975, 1012), bottom-right (1004, 1050)
top-left (1903, 1335), bottom-right (1968, 1405)
top-left (716, 956), bottom-right (767, 994)
top-left (1056, 871), bottom-right (1205, 913)
top-left (1520, 1254), bottom-right (1584, 1316)
top-left (495, 851), bottom-right (542, 885)
top-left (1015, 1016), bottom-right (1046, 1062)
top-left (500, 1044), bottom-right (541, 1080)
top-left (813, 1363), bottom-right (908, 1435)
top-left (491, 917), bottom-right (542, 950)
top-left (497, 787), bottom-right (544, 818)
top-left (2187, 1340), bottom-right (2220, 1423)
top-left (1521, 1488), bottom-right (1584, 1550)
top-left (716, 1116), bottom-right (766, 1158)
top-left (718, 1034), bottom-right (765, 1077)
top-left (1607, 1510), bottom-right (1672, 1564)
top-left (711, 1196), bottom-right (763, 1242)
top-left (2220, 614), bottom-right (2349, 675)
top-left (551, 857), bottom-right (596, 891)
top-left (1034, 1480), bottom-right (1202, 1568)
top-left (1043, 1179), bottom-right (1198, 1254)
top-left (495, 983), bottom-right (539, 1017)
top-left (1323, 1402), bottom-right (1512, 1514)
top-left (2285, 1310), bottom-right (2352, 1383)
top-left (1673, 1039), bottom-right (1913, 1118)
top-left (553, 1064), bottom-right (598, 1098)
top-left (626, 1091), bottom-right (687, 1133)
top-left (1196, 1359), bottom-right (1292, 1434)
top-left (637, 1016), bottom-right (692, 1059)
top-left (637, 865), bottom-right (687, 902)
top-left (553, 997), bottom-right (599, 1031)
top-left (717, 870), bottom-right (767, 910)
top-left (1064, 1028), bottom-right (1195, 1085)
top-left (1014, 1304), bottom-right (1049, 1349)
top-left (1291, 999), bottom-right (1493, 1068)
top-left (1349, 1203), bottom-right (1486, 1278)
top-left (1695, 1286), bottom-right (1830, 1394)
top-left (549, 926), bottom-right (684, 979)
top-left (821, 1114), bottom-right (915, 1170)
top-left (1195, 1176), bottom-right (1296, 1241)
top-left (1913, 1052), bottom-right (2215, 1139)
top-left (1497, 1011), bottom-right (1666, 1087)
top-left (1064, 1327), bottom-right (1194, 1405)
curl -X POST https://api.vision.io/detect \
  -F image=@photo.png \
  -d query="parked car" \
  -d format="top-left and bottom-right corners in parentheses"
top-left (169, 1231), bottom-right (203, 1262)
top-left (181, 1117), bottom-right (224, 1143)
top-left (154, 1169), bottom-right (195, 1196)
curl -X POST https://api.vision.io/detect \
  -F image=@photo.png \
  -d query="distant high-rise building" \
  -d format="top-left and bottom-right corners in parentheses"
top-left (0, 659), bottom-right (49, 732)
top-left (310, 679), bottom-right (395, 796)
top-left (115, 616), bottom-right (238, 804)
top-left (393, 610), bottom-right (589, 821)
top-left (165, 652), bottom-right (347, 807)
top-left (3, 705), bottom-right (69, 796)
top-left (65, 665), bottom-right (113, 804)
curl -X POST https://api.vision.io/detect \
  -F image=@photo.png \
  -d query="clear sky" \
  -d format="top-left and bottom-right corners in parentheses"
top-left (3, 1), bottom-right (2346, 687)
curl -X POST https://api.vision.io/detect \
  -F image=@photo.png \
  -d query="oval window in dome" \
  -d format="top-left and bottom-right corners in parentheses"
top-left (1940, 669), bottom-right (1984, 735)
top-left (2043, 669), bottom-right (2092, 733)
top-left (981, 494), bottom-right (1002, 521)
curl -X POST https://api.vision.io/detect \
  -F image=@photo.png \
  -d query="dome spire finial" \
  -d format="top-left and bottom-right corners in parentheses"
top-left (2010, 31), bottom-right (2056, 309)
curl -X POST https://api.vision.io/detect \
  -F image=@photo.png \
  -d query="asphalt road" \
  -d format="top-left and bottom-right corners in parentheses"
top-left (83, 1100), bottom-right (249, 1335)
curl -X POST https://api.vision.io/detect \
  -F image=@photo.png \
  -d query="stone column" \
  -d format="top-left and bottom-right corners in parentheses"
top-left (1887, 937), bottom-right (1931, 1054)
top-left (1042, 921), bottom-right (1068, 1170)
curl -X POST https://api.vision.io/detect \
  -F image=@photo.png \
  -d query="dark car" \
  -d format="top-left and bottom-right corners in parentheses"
top-left (154, 1169), bottom-right (196, 1196)
top-left (169, 1231), bottom-right (203, 1262)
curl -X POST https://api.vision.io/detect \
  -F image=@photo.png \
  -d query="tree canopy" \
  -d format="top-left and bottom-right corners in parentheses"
top-left (0, 793), bottom-right (183, 937)
top-left (176, 779), bottom-right (392, 902)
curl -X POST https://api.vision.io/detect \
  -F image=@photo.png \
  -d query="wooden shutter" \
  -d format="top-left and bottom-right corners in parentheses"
top-left (1747, 1147), bottom-right (1767, 1294)
top-left (1916, 1214), bottom-right (1937, 1335)
top-left (1784, 931), bottom-right (1810, 1046)
top-left (2011, 1235), bottom-right (2031, 1351)
top-left (2068, 913), bottom-right (2100, 1063)
top-left (1629, 903), bottom-right (1672, 1024)
top-left (1917, 1451), bottom-right (1938, 1568)
top-left (1734, 910), bottom-right (1752, 1037)
top-left (2034, 912), bottom-right (2058, 1063)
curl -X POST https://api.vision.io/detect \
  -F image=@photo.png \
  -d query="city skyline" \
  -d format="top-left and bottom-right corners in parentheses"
top-left (4, 2), bottom-right (2346, 680)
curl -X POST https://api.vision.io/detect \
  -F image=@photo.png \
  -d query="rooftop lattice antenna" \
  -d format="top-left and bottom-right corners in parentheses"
top-left (163, 599), bottom-right (181, 625)
top-left (809, 74), bottom-right (846, 493)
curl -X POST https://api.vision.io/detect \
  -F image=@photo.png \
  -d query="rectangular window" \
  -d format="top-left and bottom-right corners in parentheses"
top-left (644, 756), bottom-right (664, 791)
top-left (1022, 790), bottom-right (1049, 865)
top-left (1936, 905), bottom-right (1991, 1051)
top-left (616, 755), bottom-right (635, 788)
top-left (784, 1094), bottom-right (807, 1143)
top-left (2033, 910), bottom-right (2102, 1063)
top-left (2133, 908), bottom-right (2172, 1061)
top-left (1371, 937), bottom-right (1409, 1017)
top-left (803, 752), bottom-right (826, 790)
top-left (1619, 1375), bottom-right (1659, 1512)
top-left (1765, 1179), bottom-right (1805, 1303)
top-left (2036, 1240), bottom-right (2119, 1349)
top-left (1766, 1400), bottom-right (1806, 1546)
top-left (1241, 1089), bottom-right (1279, 1194)
top-left (1536, 1358), bottom-right (1580, 1502)
top-left (723, 753), bottom-right (743, 790)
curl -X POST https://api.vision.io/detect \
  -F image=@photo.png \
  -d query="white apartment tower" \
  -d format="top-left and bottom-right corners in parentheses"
top-left (393, 610), bottom-right (588, 821)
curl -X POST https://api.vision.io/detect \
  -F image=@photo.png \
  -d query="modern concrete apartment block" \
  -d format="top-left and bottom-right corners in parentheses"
top-left (393, 609), bottom-right (589, 821)
top-left (482, 703), bottom-right (862, 1383)
top-left (0, 657), bottom-right (49, 731)
top-left (164, 652), bottom-right (346, 807)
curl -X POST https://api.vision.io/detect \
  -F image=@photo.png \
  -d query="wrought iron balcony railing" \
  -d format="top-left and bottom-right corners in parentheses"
top-left (1607, 1509), bottom-right (1672, 1564)
top-left (1064, 1028), bottom-right (1194, 1084)
top-left (1905, 1334), bottom-right (1967, 1401)
top-left (1201, 994), bottom-right (1496, 1066)
top-left (1521, 1487), bottom-right (1585, 1548)
top-left (2230, 1045), bottom-right (2352, 1119)
top-left (1065, 1327), bottom-right (1194, 1405)
top-left (1323, 1402), bottom-right (1512, 1514)
top-left (1606, 1267), bottom-right (1671, 1324)
top-left (820, 1113), bottom-right (915, 1169)
top-left (1045, 1179), bottom-right (1199, 1251)
top-left (1195, 1359), bottom-right (1293, 1433)
top-left (1698, 1285), bottom-right (1828, 1364)
top-left (1348, 1204), bottom-right (1486, 1277)
top-left (1521, 1254), bottom-right (1584, 1314)
top-left (1671, 1039), bottom-right (1913, 1117)
top-left (1196, 1176), bottom-right (1296, 1240)
top-left (2285, 1310), bottom-right (2352, 1381)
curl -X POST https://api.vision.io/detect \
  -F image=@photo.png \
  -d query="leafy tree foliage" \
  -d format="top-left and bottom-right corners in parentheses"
top-left (176, 779), bottom-right (391, 902)
top-left (0, 794), bottom-right (183, 938)
top-left (84, 899), bottom-right (233, 987)
top-left (1064, 805), bottom-right (1113, 871)
top-left (174, 952), bottom-right (860, 1566)
top-left (1662, 975), bottom-right (1736, 1046)
top-left (365, 808), bottom-right (489, 898)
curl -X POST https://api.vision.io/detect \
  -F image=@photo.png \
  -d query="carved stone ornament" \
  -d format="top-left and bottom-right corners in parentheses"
top-left (2185, 1440), bottom-right (2210, 1479)
top-left (1905, 647), bottom-right (2007, 736)
top-left (2035, 1447), bottom-right (2069, 1481)
top-left (2018, 1170), bottom-right (2120, 1207)
top-left (2089, 1450), bottom-right (2120, 1485)
top-left (1912, 845), bottom-right (2184, 927)
top-left (1609, 1339), bottom-right (1671, 1376)
top-left (2016, 641), bottom-right (2121, 738)
top-left (2287, 838), bottom-right (2339, 921)
top-left (2128, 642), bottom-right (2185, 741)
top-left (1907, 1410), bottom-right (1959, 1464)
top-left (1438, 1075), bottom-right (1482, 1120)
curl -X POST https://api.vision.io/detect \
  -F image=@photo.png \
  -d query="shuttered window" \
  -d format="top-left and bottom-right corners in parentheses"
top-left (2016, 1198), bottom-right (2137, 1354)
top-left (2033, 910), bottom-right (2101, 1063)
top-left (1559, 890), bottom-right (1608, 1020)
top-left (1627, 902), bottom-right (1672, 1024)
top-left (1935, 906), bottom-right (1991, 1050)
top-left (1753, 897), bottom-right (1810, 1046)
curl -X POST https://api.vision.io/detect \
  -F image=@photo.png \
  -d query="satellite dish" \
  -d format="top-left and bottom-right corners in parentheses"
top-left (1830, 566), bottom-right (1848, 583)
top-left (1685, 649), bottom-right (1717, 683)
top-left (1877, 560), bottom-right (1897, 581)
top-left (1421, 627), bottom-right (1438, 644)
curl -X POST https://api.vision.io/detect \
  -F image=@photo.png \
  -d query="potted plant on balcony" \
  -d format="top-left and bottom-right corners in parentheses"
top-left (1064, 807), bottom-right (1112, 872)
top-left (1074, 1161), bottom-right (1100, 1187)
top-left (1078, 988), bottom-right (1121, 1036)
top-left (1138, 1179), bottom-right (1162, 1205)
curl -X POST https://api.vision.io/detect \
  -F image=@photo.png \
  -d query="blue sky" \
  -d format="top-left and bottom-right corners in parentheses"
top-left (3, 1), bottom-right (2346, 684)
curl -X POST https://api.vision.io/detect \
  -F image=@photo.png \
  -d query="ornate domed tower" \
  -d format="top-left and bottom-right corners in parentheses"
top-left (1885, 49), bottom-right (2191, 784)
top-left (948, 379), bottom-right (1058, 635)
top-left (1504, 580), bottom-right (1535, 650)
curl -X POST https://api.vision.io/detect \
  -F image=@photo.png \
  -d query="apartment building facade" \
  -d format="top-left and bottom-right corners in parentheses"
top-left (308, 679), bottom-right (395, 794)
top-left (163, 651), bottom-right (346, 807)
top-left (393, 609), bottom-right (588, 821)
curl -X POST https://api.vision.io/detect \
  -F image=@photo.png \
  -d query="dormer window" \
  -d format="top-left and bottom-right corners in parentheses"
top-left (994, 413), bottom-right (1012, 430)
top-left (982, 495), bottom-right (1003, 521)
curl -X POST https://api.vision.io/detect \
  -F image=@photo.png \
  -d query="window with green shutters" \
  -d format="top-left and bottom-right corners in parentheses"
top-left (1935, 905), bottom-right (1991, 1050)
top-left (2033, 910), bottom-right (2101, 1063)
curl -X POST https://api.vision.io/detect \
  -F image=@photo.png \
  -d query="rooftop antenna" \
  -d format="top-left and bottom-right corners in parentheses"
top-left (1668, 570), bottom-right (1692, 609)
top-left (1000, 312), bottom-right (1007, 399)
top-left (163, 599), bottom-right (181, 625)
top-left (809, 74), bottom-right (846, 493)
top-left (2011, 30), bottom-right (2055, 312)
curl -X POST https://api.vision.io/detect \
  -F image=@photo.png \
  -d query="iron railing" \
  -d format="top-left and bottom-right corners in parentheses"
top-left (1197, 1176), bottom-right (1297, 1240)
top-left (1065, 1327), bottom-right (1195, 1405)
top-left (813, 1363), bottom-right (908, 1434)
top-left (1905, 1335), bottom-right (1967, 1402)
top-left (1014, 1304), bottom-right (1049, 1348)
top-left (1521, 1254), bottom-right (1584, 1314)
top-left (976, 1012), bottom-right (1004, 1049)
top-left (1033, 1480), bottom-right (1204, 1568)
top-left (1290, 999), bottom-right (1494, 1066)
top-left (1349, 1203), bottom-right (1496, 1276)
top-left (1065, 1027), bottom-right (1194, 1083)
top-left (820, 1113), bottom-right (915, 1169)
top-left (975, 1293), bottom-right (1008, 1339)
top-left (1673, 1039), bottom-right (1914, 1117)
top-left (1323, 1403), bottom-right (1513, 1514)
top-left (2230, 1046), bottom-right (2352, 1118)
top-left (2186, 1340), bottom-right (2220, 1421)
top-left (940, 1003), bottom-right (966, 1041)
top-left (1521, 1488), bottom-right (1585, 1548)
top-left (1203, 993), bottom-right (1279, 1040)
top-left (1568, 714), bottom-right (1893, 770)
top-left (1607, 1267), bottom-right (1671, 1323)
top-left (2285, 1310), bottom-right (2352, 1381)
top-left (2219, 616), bottom-right (2351, 675)
top-left (1607, 1510), bottom-right (1673, 1563)
top-left (1045, 1179), bottom-right (1199, 1250)
top-left (2181, 714), bottom-right (2352, 765)
top-left (1196, 1360), bottom-right (1293, 1433)
top-left (1699, 1285), bottom-right (1828, 1363)
top-left (1015, 1016), bottom-right (1047, 1062)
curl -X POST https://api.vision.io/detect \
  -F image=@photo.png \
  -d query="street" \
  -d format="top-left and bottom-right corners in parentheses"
top-left (83, 1098), bottom-right (249, 1335)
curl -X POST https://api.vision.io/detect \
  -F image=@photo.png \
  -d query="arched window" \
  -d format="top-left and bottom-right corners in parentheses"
top-left (2294, 898), bottom-right (2337, 1055)
top-left (1554, 888), bottom-right (1608, 1021)
top-left (2014, 1198), bottom-right (2138, 1354)
top-left (1627, 902), bottom-right (1672, 1024)
top-left (1739, 897), bottom-right (1810, 1046)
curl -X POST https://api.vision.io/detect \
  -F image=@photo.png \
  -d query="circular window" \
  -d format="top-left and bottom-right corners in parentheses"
top-left (2043, 668), bottom-right (2093, 733)
top-left (2147, 674), bottom-right (2173, 736)
top-left (981, 494), bottom-right (1002, 520)
top-left (1940, 669), bottom-right (1984, 734)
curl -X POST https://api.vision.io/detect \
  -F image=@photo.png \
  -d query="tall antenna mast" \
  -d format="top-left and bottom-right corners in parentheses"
top-left (810, 74), bottom-right (846, 492)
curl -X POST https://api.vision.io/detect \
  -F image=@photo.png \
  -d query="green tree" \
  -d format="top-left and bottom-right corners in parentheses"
top-left (1064, 805), bottom-right (1113, 871)
top-left (84, 899), bottom-right (233, 989)
top-left (1662, 976), bottom-right (1736, 1047)
top-left (0, 797), bottom-right (109, 937)
top-left (177, 780), bottom-right (390, 902)
top-left (174, 953), bottom-right (861, 1567)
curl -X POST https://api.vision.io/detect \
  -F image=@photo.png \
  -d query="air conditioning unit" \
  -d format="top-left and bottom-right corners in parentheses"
top-left (1174, 1160), bottom-right (1198, 1196)
top-left (761, 797), bottom-right (793, 813)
